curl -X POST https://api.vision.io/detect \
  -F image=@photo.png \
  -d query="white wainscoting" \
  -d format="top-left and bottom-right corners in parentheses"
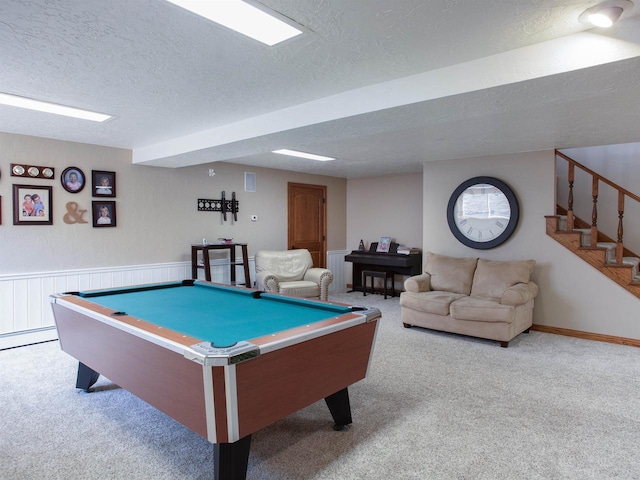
top-left (0, 250), bottom-right (347, 349)
top-left (327, 249), bottom-right (348, 295)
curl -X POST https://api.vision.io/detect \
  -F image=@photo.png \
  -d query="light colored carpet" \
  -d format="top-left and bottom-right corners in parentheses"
top-left (2, 291), bottom-right (640, 479)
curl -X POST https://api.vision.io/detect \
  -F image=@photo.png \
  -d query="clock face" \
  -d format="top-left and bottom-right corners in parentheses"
top-left (447, 177), bottom-right (519, 249)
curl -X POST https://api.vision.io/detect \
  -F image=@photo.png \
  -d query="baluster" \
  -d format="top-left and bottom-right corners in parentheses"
top-left (591, 176), bottom-right (598, 247)
top-left (567, 163), bottom-right (574, 231)
top-left (616, 191), bottom-right (625, 264)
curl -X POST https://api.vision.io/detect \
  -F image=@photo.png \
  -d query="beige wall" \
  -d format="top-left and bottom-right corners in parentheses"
top-left (2, 130), bottom-right (639, 341)
top-left (345, 173), bottom-right (423, 284)
top-left (422, 151), bottom-right (640, 339)
top-left (0, 132), bottom-right (346, 274)
top-left (556, 147), bottom-right (640, 255)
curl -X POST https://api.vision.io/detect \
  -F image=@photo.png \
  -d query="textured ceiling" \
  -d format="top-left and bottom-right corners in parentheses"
top-left (1, 0), bottom-right (640, 178)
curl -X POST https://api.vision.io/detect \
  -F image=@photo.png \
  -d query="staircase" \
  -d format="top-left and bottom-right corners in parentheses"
top-left (546, 150), bottom-right (640, 299)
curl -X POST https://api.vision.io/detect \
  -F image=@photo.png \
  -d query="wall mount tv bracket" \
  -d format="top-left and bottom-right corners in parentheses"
top-left (197, 191), bottom-right (239, 221)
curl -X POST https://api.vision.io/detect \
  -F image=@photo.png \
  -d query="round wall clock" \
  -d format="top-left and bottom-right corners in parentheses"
top-left (446, 176), bottom-right (519, 249)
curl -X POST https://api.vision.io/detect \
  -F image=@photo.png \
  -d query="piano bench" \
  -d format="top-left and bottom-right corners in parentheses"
top-left (362, 270), bottom-right (395, 299)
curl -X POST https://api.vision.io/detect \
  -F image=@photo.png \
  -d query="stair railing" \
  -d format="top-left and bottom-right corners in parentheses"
top-left (556, 150), bottom-right (640, 264)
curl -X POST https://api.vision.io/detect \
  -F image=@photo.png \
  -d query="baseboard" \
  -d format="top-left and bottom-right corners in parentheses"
top-left (0, 327), bottom-right (58, 350)
top-left (531, 324), bottom-right (640, 348)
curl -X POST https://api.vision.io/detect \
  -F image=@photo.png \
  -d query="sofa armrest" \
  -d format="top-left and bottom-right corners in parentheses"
top-left (304, 268), bottom-right (334, 301)
top-left (501, 282), bottom-right (539, 306)
top-left (255, 271), bottom-right (280, 294)
top-left (404, 273), bottom-right (432, 293)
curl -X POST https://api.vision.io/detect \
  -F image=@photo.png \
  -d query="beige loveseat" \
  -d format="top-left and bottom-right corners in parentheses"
top-left (400, 252), bottom-right (538, 347)
top-left (254, 249), bottom-right (334, 301)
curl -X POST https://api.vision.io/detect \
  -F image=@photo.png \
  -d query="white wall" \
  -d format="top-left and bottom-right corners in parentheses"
top-left (422, 151), bottom-right (640, 339)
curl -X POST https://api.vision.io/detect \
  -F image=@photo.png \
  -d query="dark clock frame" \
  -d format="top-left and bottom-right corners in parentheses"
top-left (446, 176), bottom-right (519, 249)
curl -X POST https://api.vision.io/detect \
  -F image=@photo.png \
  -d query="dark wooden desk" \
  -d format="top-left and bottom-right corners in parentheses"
top-left (191, 243), bottom-right (250, 287)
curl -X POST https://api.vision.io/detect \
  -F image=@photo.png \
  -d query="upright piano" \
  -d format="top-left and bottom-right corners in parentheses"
top-left (345, 242), bottom-right (422, 292)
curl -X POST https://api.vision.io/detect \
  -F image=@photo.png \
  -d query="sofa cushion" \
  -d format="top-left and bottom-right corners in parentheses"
top-left (450, 296), bottom-right (514, 323)
top-left (400, 291), bottom-right (467, 316)
top-left (470, 258), bottom-right (536, 299)
top-left (425, 252), bottom-right (478, 295)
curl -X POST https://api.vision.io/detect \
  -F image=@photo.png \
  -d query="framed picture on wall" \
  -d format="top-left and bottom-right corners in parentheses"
top-left (92, 170), bottom-right (116, 197)
top-left (92, 201), bottom-right (116, 227)
top-left (61, 167), bottom-right (86, 193)
top-left (13, 184), bottom-right (53, 225)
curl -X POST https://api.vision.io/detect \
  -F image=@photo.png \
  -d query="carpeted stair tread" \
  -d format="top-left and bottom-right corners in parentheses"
top-left (597, 242), bottom-right (617, 263)
top-left (605, 256), bottom-right (640, 279)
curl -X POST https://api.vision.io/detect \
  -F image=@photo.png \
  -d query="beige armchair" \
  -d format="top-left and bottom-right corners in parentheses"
top-left (254, 249), bottom-right (333, 301)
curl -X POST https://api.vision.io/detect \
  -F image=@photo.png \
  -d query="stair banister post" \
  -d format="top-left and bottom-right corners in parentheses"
top-left (616, 191), bottom-right (625, 265)
top-left (567, 162), bottom-right (575, 231)
top-left (591, 176), bottom-right (599, 247)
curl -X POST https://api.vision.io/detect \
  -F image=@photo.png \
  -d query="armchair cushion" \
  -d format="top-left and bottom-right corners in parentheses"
top-left (279, 281), bottom-right (320, 299)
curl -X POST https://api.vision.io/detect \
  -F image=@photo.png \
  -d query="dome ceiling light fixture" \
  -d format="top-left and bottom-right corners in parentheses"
top-left (580, 0), bottom-right (634, 27)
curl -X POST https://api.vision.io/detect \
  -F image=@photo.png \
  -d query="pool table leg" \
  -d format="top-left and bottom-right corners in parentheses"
top-left (324, 387), bottom-right (353, 431)
top-left (76, 362), bottom-right (100, 392)
top-left (214, 435), bottom-right (252, 480)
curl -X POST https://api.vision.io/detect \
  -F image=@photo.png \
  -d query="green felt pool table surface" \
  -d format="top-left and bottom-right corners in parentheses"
top-left (77, 281), bottom-right (352, 347)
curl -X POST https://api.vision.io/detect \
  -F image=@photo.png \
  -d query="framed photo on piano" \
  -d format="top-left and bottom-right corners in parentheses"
top-left (376, 236), bottom-right (391, 253)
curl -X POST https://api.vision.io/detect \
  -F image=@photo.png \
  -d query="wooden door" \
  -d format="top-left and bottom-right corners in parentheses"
top-left (288, 183), bottom-right (327, 268)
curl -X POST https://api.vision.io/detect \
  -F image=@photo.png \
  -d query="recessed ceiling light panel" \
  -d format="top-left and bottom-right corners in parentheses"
top-left (0, 92), bottom-right (111, 122)
top-left (272, 149), bottom-right (335, 161)
top-left (165, 0), bottom-right (303, 46)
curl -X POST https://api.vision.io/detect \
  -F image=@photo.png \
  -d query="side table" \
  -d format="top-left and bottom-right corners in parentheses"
top-left (191, 243), bottom-right (251, 287)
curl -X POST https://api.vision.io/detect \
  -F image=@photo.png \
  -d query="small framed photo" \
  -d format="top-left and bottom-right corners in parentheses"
top-left (376, 236), bottom-right (391, 253)
top-left (61, 167), bottom-right (86, 193)
top-left (13, 184), bottom-right (53, 225)
top-left (92, 201), bottom-right (116, 227)
top-left (92, 170), bottom-right (116, 197)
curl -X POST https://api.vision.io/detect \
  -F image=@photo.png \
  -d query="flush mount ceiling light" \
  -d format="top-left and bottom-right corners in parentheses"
top-left (0, 92), bottom-right (111, 122)
top-left (165, 0), bottom-right (303, 46)
top-left (272, 149), bottom-right (335, 161)
top-left (580, 0), bottom-right (634, 27)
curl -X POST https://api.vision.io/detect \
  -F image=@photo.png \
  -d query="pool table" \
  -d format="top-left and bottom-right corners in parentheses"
top-left (50, 280), bottom-right (381, 480)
